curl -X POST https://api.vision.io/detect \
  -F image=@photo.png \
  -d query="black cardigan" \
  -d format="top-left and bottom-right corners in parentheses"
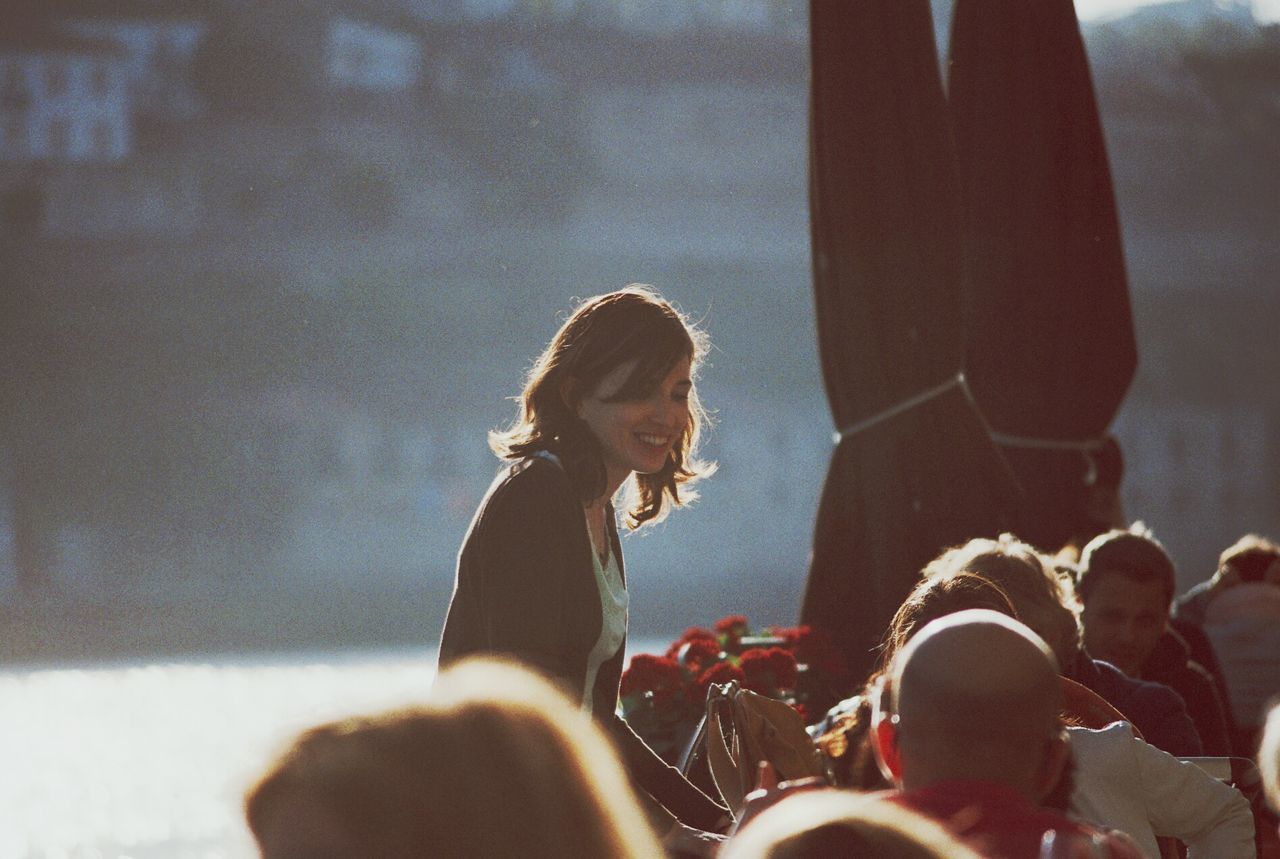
top-left (438, 456), bottom-right (727, 830)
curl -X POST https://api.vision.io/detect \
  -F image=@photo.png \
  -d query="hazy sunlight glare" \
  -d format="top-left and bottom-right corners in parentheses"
top-left (2, 653), bottom-right (438, 858)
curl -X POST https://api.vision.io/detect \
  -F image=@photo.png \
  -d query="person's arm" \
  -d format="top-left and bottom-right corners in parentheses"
top-left (609, 714), bottom-right (730, 832)
top-left (1131, 682), bottom-right (1204, 758)
top-left (1133, 731), bottom-right (1256, 859)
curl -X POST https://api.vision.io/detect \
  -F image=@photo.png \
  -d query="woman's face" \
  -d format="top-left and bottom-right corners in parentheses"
top-left (576, 354), bottom-right (692, 497)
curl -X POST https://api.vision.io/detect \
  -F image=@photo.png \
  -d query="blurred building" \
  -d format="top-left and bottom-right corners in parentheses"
top-left (0, 0), bottom-right (1274, 646)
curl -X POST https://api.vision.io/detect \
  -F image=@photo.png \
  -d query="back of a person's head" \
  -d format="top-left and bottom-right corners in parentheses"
top-left (1219, 533), bottom-right (1280, 583)
top-left (245, 657), bottom-right (661, 859)
top-left (1077, 524), bottom-right (1176, 606)
top-left (1261, 701), bottom-right (1280, 814)
top-left (921, 535), bottom-right (1080, 665)
top-left (889, 610), bottom-right (1063, 792)
top-left (879, 571), bottom-right (1019, 669)
top-left (720, 791), bottom-right (981, 859)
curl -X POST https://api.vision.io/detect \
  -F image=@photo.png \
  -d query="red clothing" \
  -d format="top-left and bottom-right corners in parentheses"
top-left (889, 780), bottom-right (1145, 859)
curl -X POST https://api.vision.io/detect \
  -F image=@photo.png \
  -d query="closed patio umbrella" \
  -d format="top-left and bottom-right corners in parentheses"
top-left (948, 0), bottom-right (1137, 552)
top-left (800, 0), bottom-right (1021, 686)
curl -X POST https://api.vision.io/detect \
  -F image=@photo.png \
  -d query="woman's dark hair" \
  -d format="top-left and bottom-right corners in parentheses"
top-left (920, 535), bottom-right (1082, 667)
top-left (489, 285), bottom-right (713, 529)
top-left (877, 571), bottom-right (1019, 671)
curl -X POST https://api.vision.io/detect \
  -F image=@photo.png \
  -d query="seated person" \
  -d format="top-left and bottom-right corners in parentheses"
top-left (244, 656), bottom-right (665, 859)
top-left (1174, 534), bottom-right (1280, 626)
top-left (1069, 719), bottom-right (1254, 859)
top-left (869, 609), bottom-right (1145, 859)
top-left (1174, 534), bottom-right (1280, 756)
top-left (720, 790), bottom-right (981, 859)
top-left (1075, 526), bottom-right (1233, 756)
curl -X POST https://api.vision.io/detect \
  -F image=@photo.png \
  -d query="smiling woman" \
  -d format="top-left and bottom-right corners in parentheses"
top-left (436, 285), bottom-right (729, 833)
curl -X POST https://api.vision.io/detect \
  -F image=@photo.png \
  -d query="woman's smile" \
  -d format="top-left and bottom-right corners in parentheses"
top-left (577, 356), bottom-right (693, 497)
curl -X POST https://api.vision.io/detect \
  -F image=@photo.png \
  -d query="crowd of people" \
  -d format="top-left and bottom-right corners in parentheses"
top-left (239, 287), bottom-right (1280, 857)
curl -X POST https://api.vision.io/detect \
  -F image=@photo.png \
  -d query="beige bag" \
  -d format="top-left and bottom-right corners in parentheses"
top-left (692, 680), bottom-right (826, 817)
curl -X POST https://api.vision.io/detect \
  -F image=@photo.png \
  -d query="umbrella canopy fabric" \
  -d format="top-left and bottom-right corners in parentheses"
top-left (948, 0), bottom-right (1138, 550)
top-left (801, 0), bottom-right (1021, 686)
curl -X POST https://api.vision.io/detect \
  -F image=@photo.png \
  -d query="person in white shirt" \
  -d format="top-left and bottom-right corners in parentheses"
top-left (1069, 719), bottom-right (1255, 859)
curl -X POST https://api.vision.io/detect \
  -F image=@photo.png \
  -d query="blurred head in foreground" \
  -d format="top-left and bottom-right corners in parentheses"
top-left (245, 657), bottom-right (662, 859)
top-left (719, 791), bottom-right (979, 859)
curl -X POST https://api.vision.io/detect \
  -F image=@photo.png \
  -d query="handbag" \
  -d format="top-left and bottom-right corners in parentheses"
top-left (679, 680), bottom-right (827, 818)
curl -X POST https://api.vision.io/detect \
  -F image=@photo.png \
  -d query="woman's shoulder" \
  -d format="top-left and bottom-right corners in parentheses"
top-left (480, 454), bottom-right (578, 520)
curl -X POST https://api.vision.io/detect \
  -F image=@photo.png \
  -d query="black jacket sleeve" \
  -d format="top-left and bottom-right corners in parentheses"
top-left (439, 461), bottom-right (596, 699)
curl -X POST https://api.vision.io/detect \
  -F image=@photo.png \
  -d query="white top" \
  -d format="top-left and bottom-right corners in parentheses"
top-left (1068, 721), bottom-right (1255, 859)
top-left (527, 450), bottom-right (630, 714)
top-left (583, 529), bottom-right (628, 713)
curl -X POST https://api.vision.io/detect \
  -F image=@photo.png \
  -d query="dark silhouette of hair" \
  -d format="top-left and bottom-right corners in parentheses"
top-left (1077, 526), bottom-right (1176, 606)
top-left (877, 571), bottom-right (1018, 671)
top-left (1218, 533), bottom-right (1280, 583)
top-left (920, 535), bottom-right (1081, 666)
top-left (489, 285), bottom-right (713, 529)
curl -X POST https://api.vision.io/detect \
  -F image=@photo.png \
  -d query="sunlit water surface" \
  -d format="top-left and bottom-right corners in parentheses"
top-left (3, 641), bottom-right (667, 859)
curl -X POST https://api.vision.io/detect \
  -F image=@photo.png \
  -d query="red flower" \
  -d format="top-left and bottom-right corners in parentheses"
top-left (694, 661), bottom-right (745, 703)
top-left (715, 615), bottom-right (749, 634)
top-left (665, 627), bottom-right (717, 659)
top-left (675, 637), bottom-right (722, 672)
top-left (715, 615), bottom-right (750, 649)
top-left (620, 654), bottom-right (683, 702)
top-left (739, 646), bottom-right (799, 694)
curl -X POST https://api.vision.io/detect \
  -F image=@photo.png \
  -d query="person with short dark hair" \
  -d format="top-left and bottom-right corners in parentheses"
top-left (1076, 527), bottom-right (1233, 756)
top-left (1176, 534), bottom-right (1280, 627)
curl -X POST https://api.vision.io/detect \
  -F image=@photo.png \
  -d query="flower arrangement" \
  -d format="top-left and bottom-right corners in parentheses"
top-left (619, 616), bottom-right (851, 763)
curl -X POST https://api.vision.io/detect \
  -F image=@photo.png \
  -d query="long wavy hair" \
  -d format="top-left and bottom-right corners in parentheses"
top-left (489, 285), bottom-right (713, 529)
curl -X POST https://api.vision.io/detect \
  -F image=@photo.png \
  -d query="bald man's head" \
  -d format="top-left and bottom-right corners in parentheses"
top-left (885, 610), bottom-right (1065, 796)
